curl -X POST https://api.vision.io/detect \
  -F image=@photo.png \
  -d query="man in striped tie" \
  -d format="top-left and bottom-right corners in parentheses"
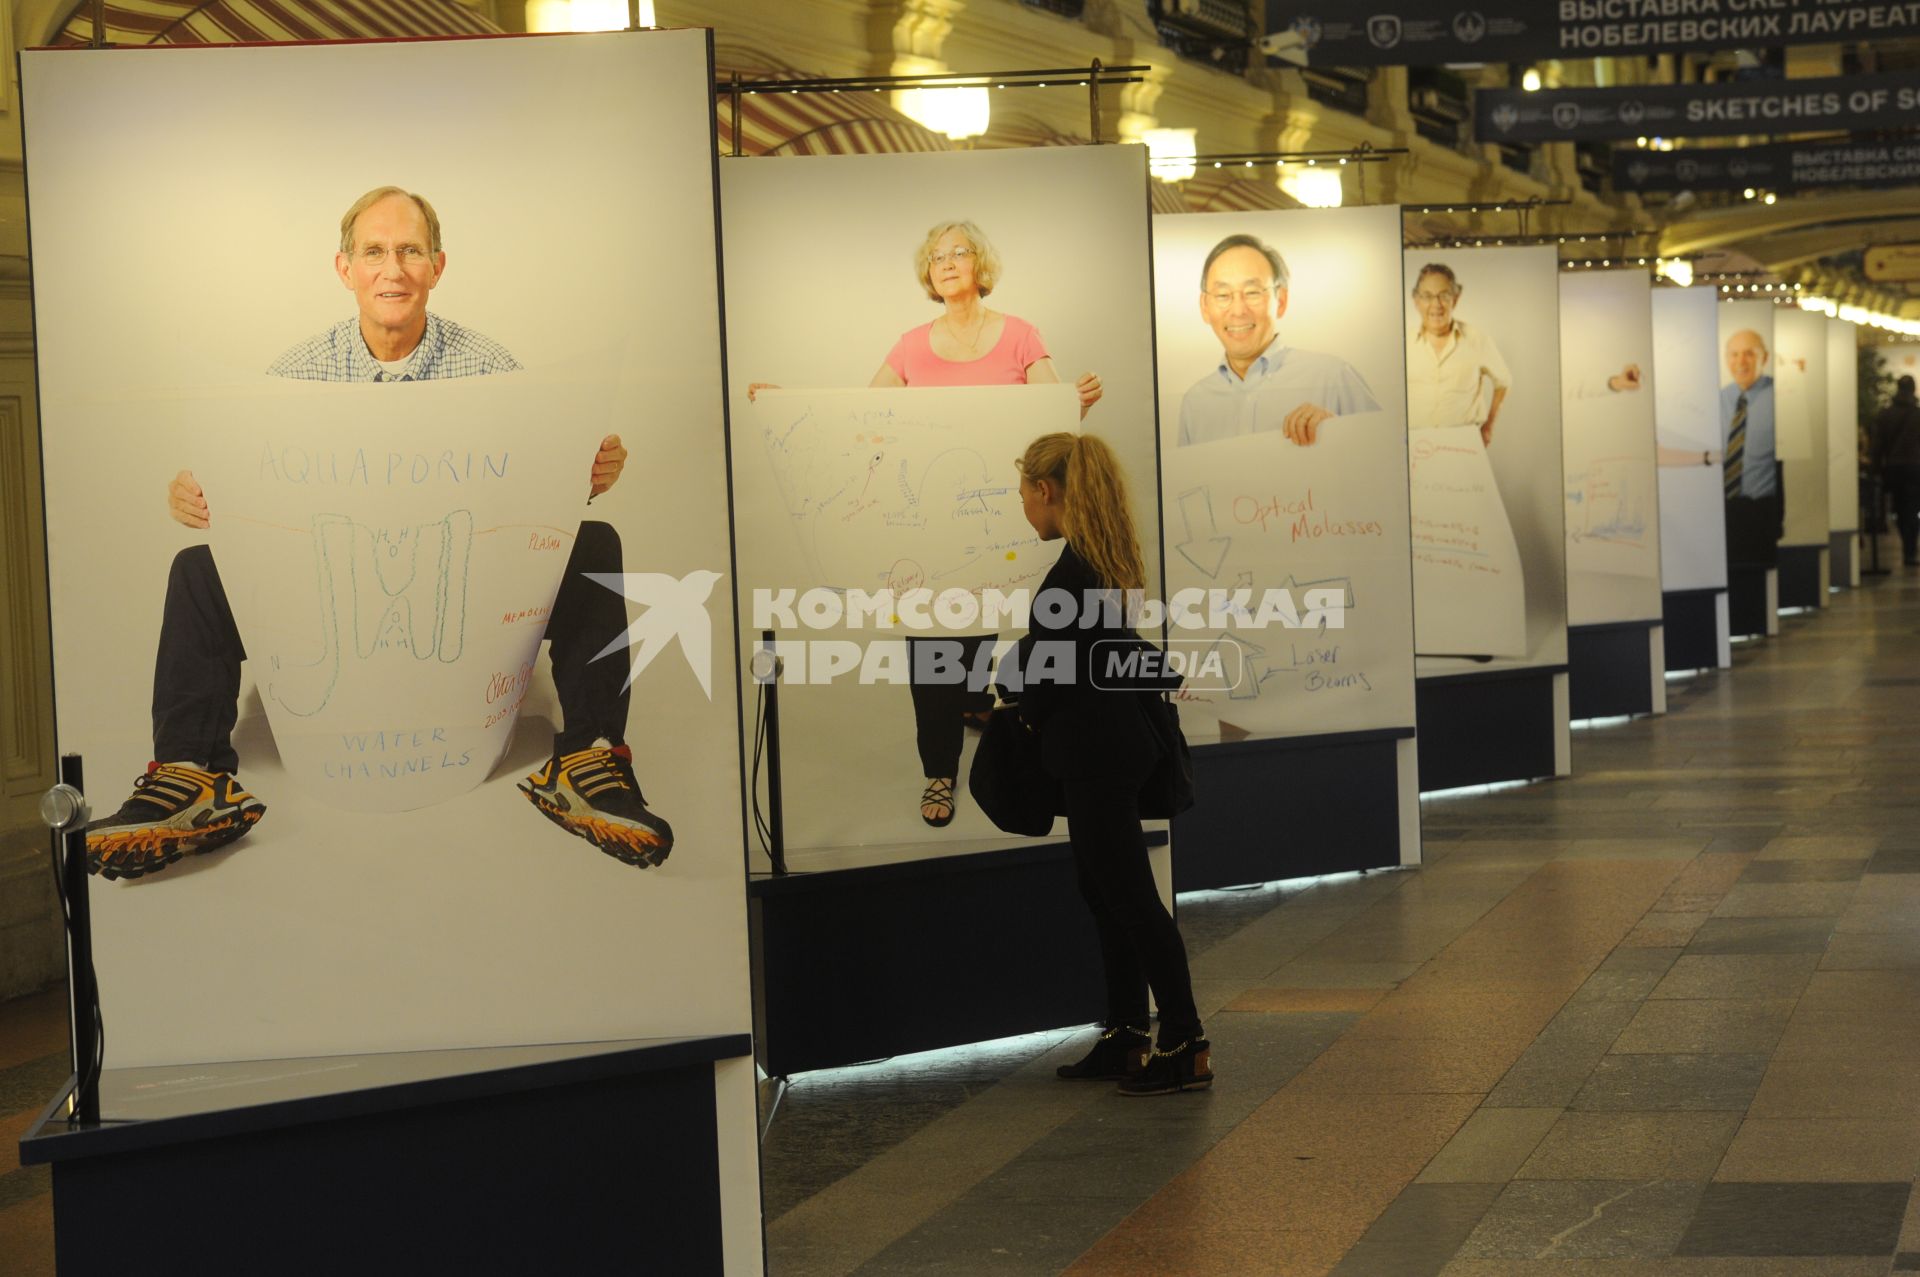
top-left (1719, 328), bottom-right (1781, 566)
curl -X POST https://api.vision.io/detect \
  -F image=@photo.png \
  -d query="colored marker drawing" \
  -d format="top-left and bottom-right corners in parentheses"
top-left (272, 511), bottom-right (474, 717)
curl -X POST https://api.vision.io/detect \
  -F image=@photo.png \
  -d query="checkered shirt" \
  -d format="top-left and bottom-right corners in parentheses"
top-left (267, 313), bottom-right (521, 382)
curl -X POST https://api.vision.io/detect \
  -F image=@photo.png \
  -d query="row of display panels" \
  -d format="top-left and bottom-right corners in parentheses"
top-left (21, 31), bottom-right (1866, 1088)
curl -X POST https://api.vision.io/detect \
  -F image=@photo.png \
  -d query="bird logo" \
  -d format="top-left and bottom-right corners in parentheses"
top-left (585, 569), bottom-right (724, 698)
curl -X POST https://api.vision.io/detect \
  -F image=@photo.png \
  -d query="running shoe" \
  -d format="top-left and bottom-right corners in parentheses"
top-left (84, 762), bottom-right (267, 881)
top-left (519, 745), bottom-right (673, 868)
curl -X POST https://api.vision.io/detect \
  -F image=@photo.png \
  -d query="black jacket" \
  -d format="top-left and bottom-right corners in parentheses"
top-left (1001, 542), bottom-right (1171, 783)
top-left (1873, 393), bottom-right (1920, 470)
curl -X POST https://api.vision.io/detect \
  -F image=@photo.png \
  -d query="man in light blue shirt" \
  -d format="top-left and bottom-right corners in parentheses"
top-left (1178, 233), bottom-right (1379, 448)
top-left (1719, 326), bottom-right (1782, 565)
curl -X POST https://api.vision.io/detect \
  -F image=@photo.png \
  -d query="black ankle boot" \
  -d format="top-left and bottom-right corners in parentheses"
top-left (1056, 1024), bottom-right (1150, 1080)
top-left (1117, 1037), bottom-right (1214, 1096)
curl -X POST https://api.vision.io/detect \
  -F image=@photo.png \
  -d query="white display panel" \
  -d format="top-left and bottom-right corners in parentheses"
top-left (23, 31), bottom-right (755, 1090)
top-left (721, 146), bottom-right (1160, 862)
top-left (1829, 321), bottom-right (1861, 533)
top-left (1653, 287), bottom-right (1730, 593)
top-left (1151, 205), bottom-right (1416, 744)
top-left (1776, 308), bottom-right (1830, 547)
top-left (1403, 245), bottom-right (1569, 676)
top-left (1875, 343), bottom-right (1920, 382)
top-left (1559, 270), bottom-right (1662, 626)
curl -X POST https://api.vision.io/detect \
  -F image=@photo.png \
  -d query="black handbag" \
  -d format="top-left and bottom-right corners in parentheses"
top-left (1137, 694), bottom-right (1195, 820)
top-left (967, 705), bottom-right (1061, 836)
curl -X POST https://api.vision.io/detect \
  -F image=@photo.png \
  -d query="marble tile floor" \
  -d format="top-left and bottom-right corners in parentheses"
top-left (0, 556), bottom-right (1916, 1274)
top-left (757, 561), bottom-right (1920, 1276)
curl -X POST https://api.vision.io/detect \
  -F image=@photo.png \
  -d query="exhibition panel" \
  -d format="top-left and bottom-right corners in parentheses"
top-left (1653, 286), bottom-right (1733, 670)
top-left (721, 143), bottom-right (1173, 1074)
top-left (1152, 204), bottom-right (1419, 882)
top-left (1559, 269), bottom-right (1665, 720)
top-left (721, 144), bottom-right (1162, 869)
top-left (1404, 244), bottom-right (1571, 787)
top-left (1828, 320), bottom-right (1863, 588)
top-left (22, 29), bottom-right (760, 1270)
top-left (1776, 307), bottom-right (1833, 607)
top-left (1718, 300), bottom-right (1784, 636)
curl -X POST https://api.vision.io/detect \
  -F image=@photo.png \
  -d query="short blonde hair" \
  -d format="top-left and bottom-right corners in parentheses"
top-left (914, 220), bottom-right (1002, 302)
top-left (339, 186), bottom-right (443, 255)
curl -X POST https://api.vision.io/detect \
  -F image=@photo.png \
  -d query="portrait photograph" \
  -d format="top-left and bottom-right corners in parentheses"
top-left (24, 31), bottom-right (753, 1071)
top-left (1652, 285), bottom-right (1731, 594)
top-left (1559, 268), bottom-right (1662, 627)
top-left (1402, 244), bottom-right (1569, 675)
top-left (1152, 203), bottom-right (1416, 745)
top-left (720, 144), bottom-right (1160, 865)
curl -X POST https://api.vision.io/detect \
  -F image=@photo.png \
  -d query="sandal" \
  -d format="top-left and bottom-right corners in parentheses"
top-left (920, 777), bottom-right (956, 828)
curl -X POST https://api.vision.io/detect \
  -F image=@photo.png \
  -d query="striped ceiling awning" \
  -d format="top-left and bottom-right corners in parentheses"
top-left (51, 0), bottom-right (500, 46)
top-left (1178, 169), bottom-right (1301, 213)
top-left (1148, 180), bottom-right (1187, 215)
top-left (715, 50), bottom-right (951, 158)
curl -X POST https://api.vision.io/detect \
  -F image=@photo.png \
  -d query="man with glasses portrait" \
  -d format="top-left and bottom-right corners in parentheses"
top-left (86, 186), bottom-right (672, 882)
top-left (1177, 233), bottom-right (1379, 448)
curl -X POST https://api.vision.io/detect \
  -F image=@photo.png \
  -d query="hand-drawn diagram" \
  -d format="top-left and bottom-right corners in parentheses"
top-left (196, 388), bottom-right (595, 815)
top-left (271, 511), bottom-right (473, 717)
top-left (1563, 392), bottom-right (1661, 590)
top-left (747, 386), bottom-right (1077, 604)
top-left (1409, 425), bottom-right (1527, 658)
top-left (1156, 417), bottom-right (1414, 743)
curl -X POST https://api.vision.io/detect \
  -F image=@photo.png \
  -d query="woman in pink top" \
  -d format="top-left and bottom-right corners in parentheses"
top-left (893, 221), bottom-right (1102, 825)
top-left (751, 219), bottom-right (1103, 828)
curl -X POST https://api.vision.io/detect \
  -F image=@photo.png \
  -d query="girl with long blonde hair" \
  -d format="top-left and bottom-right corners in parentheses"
top-left (1009, 432), bottom-right (1210, 1095)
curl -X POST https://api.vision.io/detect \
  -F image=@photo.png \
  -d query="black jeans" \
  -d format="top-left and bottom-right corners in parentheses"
top-left (151, 520), bottom-right (628, 771)
top-left (1062, 776), bottom-right (1201, 1048)
top-left (1884, 464), bottom-right (1920, 562)
top-left (907, 634), bottom-right (996, 779)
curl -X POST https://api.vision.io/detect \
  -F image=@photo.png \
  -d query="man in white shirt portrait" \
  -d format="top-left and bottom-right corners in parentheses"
top-left (1406, 262), bottom-right (1512, 445)
top-left (1177, 233), bottom-right (1379, 448)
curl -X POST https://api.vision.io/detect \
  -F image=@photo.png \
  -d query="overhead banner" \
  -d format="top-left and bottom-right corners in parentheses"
top-left (1268, 1), bottom-right (1918, 67)
top-left (1478, 73), bottom-right (1920, 144)
top-left (1614, 140), bottom-right (1920, 193)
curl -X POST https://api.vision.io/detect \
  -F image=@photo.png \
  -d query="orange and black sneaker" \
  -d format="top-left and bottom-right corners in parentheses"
top-left (518, 744), bottom-right (673, 868)
top-left (84, 762), bottom-right (267, 881)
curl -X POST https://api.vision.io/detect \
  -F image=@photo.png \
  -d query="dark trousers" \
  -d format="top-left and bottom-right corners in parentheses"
top-left (1724, 490), bottom-right (1784, 568)
top-left (1884, 464), bottom-right (1920, 563)
top-left (151, 520), bottom-right (628, 771)
top-left (1062, 776), bottom-right (1201, 1047)
top-left (907, 634), bottom-right (996, 779)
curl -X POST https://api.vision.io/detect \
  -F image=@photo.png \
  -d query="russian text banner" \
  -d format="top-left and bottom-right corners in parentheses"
top-left (1268, 1), bottom-right (1920, 67)
top-left (1613, 140), bottom-right (1920, 192)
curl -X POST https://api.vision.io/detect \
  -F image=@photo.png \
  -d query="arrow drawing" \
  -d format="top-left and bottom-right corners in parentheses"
top-left (1174, 486), bottom-right (1233, 579)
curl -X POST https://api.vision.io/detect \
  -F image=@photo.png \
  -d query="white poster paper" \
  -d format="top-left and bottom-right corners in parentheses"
top-left (1404, 245), bottom-right (1569, 675)
top-left (1775, 307), bottom-right (1830, 547)
top-left (742, 385), bottom-right (1073, 599)
top-left (1828, 321), bottom-right (1860, 533)
top-left (184, 379), bottom-right (600, 813)
top-left (1410, 426), bottom-right (1528, 656)
top-left (1653, 287), bottom-right (1730, 593)
top-left (1560, 270), bottom-right (1662, 625)
top-left (1151, 205), bottom-right (1415, 744)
